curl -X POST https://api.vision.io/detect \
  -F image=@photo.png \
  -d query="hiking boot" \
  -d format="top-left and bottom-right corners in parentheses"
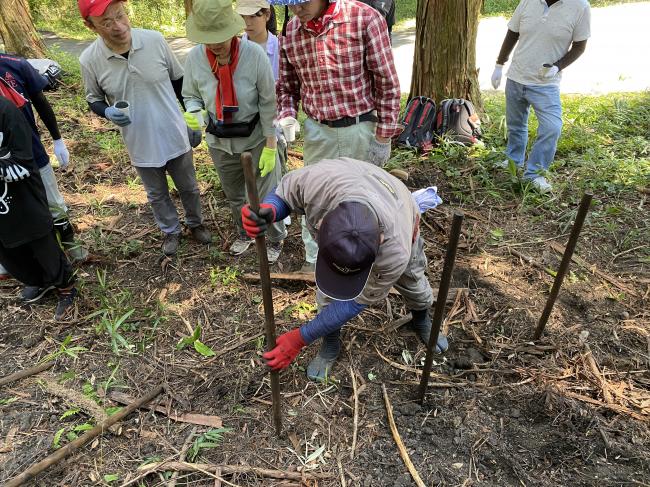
top-left (266, 241), bottom-right (283, 264)
top-left (190, 224), bottom-right (212, 244)
top-left (407, 308), bottom-right (449, 353)
top-left (306, 331), bottom-right (341, 381)
top-left (54, 287), bottom-right (78, 321)
top-left (528, 176), bottom-right (552, 194)
top-left (21, 285), bottom-right (55, 304)
top-left (299, 261), bottom-right (316, 274)
top-left (229, 236), bottom-right (253, 256)
top-left (66, 243), bottom-right (89, 264)
top-left (162, 233), bottom-right (181, 256)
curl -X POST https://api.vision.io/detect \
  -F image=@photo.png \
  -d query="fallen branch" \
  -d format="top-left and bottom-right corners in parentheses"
top-left (375, 347), bottom-right (467, 387)
top-left (557, 388), bottom-right (648, 422)
top-left (168, 426), bottom-right (198, 487)
top-left (0, 361), bottom-right (54, 388)
top-left (349, 367), bottom-right (359, 460)
top-left (108, 391), bottom-right (222, 428)
top-left (507, 247), bottom-right (555, 277)
top-left (548, 241), bottom-right (639, 297)
top-left (203, 332), bottom-right (264, 366)
top-left (382, 384), bottom-right (426, 487)
top-left (137, 461), bottom-right (333, 481)
top-left (287, 150), bottom-right (303, 160)
top-left (5, 384), bottom-right (164, 487)
top-left (41, 376), bottom-right (117, 433)
top-left (582, 344), bottom-right (614, 404)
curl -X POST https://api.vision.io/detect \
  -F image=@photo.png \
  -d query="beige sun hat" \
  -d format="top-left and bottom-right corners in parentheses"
top-left (186, 0), bottom-right (245, 44)
top-left (235, 0), bottom-right (271, 16)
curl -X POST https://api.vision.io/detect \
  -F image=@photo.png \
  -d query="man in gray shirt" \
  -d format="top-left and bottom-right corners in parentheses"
top-left (491, 0), bottom-right (590, 193)
top-left (78, 0), bottom-right (210, 255)
top-left (241, 158), bottom-right (449, 381)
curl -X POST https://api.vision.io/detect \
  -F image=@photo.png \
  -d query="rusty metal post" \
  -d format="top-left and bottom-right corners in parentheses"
top-left (533, 193), bottom-right (593, 340)
top-left (417, 212), bottom-right (464, 403)
top-left (241, 152), bottom-right (282, 436)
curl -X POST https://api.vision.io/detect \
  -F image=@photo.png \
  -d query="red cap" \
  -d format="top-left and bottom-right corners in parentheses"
top-left (78, 0), bottom-right (125, 18)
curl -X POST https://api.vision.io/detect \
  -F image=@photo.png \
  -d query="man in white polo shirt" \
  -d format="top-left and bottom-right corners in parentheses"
top-left (491, 0), bottom-right (590, 193)
top-left (78, 0), bottom-right (211, 255)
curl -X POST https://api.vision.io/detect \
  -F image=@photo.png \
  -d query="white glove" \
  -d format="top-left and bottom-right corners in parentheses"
top-left (540, 64), bottom-right (559, 79)
top-left (53, 138), bottom-right (69, 169)
top-left (491, 64), bottom-right (504, 89)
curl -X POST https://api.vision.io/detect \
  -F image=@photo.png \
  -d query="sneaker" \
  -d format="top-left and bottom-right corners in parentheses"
top-left (528, 176), bottom-right (552, 194)
top-left (299, 261), bottom-right (315, 274)
top-left (229, 236), bottom-right (253, 256)
top-left (21, 285), bottom-right (55, 304)
top-left (266, 241), bottom-right (283, 264)
top-left (162, 233), bottom-right (181, 256)
top-left (190, 224), bottom-right (212, 244)
top-left (66, 244), bottom-right (89, 264)
top-left (54, 287), bottom-right (78, 321)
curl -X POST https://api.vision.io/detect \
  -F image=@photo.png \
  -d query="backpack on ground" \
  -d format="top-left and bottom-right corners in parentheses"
top-left (358, 0), bottom-right (396, 33)
top-left (397, 96), bottom-right (437, 151)
top-left (435, 98), bottom-right (482, 145)
top-left (27, 59), bottom-right (62, 90)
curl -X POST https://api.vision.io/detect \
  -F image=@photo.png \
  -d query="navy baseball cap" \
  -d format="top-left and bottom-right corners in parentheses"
top-left (316, 201), bottom-right (381, 301)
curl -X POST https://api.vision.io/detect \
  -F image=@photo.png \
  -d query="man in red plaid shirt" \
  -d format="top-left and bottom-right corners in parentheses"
top-left (270, 0), bottom-right (401, 273)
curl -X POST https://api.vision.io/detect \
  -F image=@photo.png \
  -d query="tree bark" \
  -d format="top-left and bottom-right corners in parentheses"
top-left (409, 0), bottom-right (482, 111)
top-left (0, 0), bottom-right (47, 58)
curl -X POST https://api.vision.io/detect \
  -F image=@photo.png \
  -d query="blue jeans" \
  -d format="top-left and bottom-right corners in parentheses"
top-left (505, 79), bottom-right (562, 180)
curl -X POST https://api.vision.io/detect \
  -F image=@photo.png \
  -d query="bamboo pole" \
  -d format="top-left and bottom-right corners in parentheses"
top-left (5, 384), bottom-right (164, 487)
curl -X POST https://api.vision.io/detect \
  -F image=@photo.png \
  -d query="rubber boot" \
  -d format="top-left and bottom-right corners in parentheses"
top-left (408, 308), bottom-right (449, 353)
top-left (306, 329), bottom-right (341, 381)
top-left (55, 218), bottom-right (88, 264)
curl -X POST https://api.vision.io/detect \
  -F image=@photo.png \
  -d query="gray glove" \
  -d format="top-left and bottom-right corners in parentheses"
top-left (367, 138), bottom-right (391, 167)
top-left (187, 125), bottom-right (202, 148)
top-left (105, 106), bottom-right (131, 127)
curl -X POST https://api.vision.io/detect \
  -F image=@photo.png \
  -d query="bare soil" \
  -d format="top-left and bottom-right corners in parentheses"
top-left (1, 99), bottom-right (649, 486)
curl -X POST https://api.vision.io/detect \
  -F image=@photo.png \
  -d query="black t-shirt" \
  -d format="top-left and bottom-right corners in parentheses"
top-left (0, 96), bottom-right (52, 248)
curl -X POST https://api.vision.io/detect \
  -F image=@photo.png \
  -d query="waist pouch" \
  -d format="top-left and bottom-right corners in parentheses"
top-left (206, 113), bottom-right (260, 138)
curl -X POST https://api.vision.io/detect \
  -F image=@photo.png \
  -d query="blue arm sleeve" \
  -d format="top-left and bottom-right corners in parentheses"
top-left (299, 300), bottom-right (367, 344)
top-left (262, 188), bottom-right (291, 221)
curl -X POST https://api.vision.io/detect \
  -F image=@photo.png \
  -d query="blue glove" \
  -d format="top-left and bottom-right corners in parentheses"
top-left (105, 106), bottom-right (131, 127)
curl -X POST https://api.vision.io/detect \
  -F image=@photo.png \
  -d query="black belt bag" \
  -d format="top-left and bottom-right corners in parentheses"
top-left (318, 111), bottom-right (378, 128)
top-left (206, 113), bottom-right (260, 138)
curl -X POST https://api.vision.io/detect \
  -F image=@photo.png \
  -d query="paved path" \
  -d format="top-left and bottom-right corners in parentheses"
top-left (44, 1), bottom-right (650, 95)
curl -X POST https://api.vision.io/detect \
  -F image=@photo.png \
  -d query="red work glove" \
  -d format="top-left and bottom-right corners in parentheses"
top-left (242, 203), bottom-right (276, 239)
top-left (263, 328), bottom-right (306, 370)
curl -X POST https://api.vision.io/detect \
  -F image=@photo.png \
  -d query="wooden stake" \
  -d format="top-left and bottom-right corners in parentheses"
top-left (0, 361), bottom-right (54, 387)
top-left (241, 152), bottom-right (282, 436)
top-left (4, 384), bottom-right (164, 487)
top-left (382, 384), bottom-right (426, 487)
top-left (349, 366), bottom-right (359, 460)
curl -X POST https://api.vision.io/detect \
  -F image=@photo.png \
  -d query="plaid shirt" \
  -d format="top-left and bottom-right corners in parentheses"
top-left (277, 0), bottom-right (401, 139)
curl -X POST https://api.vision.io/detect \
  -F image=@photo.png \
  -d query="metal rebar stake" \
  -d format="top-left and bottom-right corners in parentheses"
top-left (417, 211), bottom-right (464, 403)
top-left (533, 193), bottom-right (593, 340)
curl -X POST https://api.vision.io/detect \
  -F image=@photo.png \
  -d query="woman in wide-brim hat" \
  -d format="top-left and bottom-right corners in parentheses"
top-left (183, 0), bottom-right (286, 262)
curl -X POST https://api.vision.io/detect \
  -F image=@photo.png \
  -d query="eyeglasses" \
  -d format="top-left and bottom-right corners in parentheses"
top-left (96, 10), bottom-right (128, 29)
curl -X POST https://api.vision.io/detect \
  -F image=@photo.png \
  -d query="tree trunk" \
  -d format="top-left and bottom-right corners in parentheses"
top-left (409, 0), bottom-right (482, 111)
top-left (0, 0), bottom-right (47, 58)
